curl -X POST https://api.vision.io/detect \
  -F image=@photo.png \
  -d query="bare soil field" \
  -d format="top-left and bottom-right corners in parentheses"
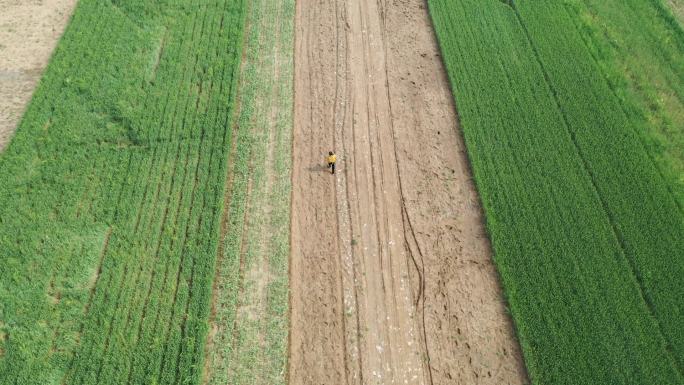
top-left (0, 0), bottom-right (77, 151)
top-left (290, 0), bottom-right (529, 384)
top-left (670, 0), bottom-right (684, 23)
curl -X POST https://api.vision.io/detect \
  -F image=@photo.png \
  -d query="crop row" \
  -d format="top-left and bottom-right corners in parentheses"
top-left (427, 0), bottom-right (684, 384)
top-left (0, 0), bottom-right (246, 384)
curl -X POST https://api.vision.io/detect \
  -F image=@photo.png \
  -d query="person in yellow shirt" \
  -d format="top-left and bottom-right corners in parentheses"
top-left (327, 151), bottom-right (337, 174)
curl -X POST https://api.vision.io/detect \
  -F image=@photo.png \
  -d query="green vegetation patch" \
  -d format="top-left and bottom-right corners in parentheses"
top-left (428, 0), bottom-right (684, 384)
top-left (0, 0), bottom-right (246, 384)
top-left (204, 0), bottom-right (294, 383)
top-left (565, 0), bottom-right (684, 212)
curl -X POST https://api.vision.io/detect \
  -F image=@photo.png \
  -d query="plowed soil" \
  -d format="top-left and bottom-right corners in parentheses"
top-left (290, 0), bottom-right (529, 384)
top-left (0, 0), bottom-right (77, 151)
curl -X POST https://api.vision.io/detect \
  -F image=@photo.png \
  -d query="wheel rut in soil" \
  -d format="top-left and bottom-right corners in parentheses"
top-left (290, 0), bottom-right (530, 384)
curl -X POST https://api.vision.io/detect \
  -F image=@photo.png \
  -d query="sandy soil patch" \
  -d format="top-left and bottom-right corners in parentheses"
top-left (0, 0), bottom-right (77, 151)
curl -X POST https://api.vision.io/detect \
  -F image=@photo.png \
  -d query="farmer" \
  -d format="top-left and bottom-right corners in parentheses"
top-left (327, 151), bottom-right (337, 174)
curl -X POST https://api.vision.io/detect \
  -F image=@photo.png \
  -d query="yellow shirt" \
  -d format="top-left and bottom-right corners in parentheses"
top-left (328, 154), bottom-right (337, 163)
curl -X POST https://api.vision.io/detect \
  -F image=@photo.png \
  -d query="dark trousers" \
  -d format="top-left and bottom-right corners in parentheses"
top-left (328, 162), bottom-right (335, 174)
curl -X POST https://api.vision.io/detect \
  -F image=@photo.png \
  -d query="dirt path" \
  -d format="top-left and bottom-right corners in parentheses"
top-left (290, 0), bottom-right (529, 384)
top-left (0, 0), bottom-right (77, 151)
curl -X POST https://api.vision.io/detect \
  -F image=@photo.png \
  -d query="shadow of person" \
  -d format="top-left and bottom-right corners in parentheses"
top-left (307, 163), bottom-right (328, 173)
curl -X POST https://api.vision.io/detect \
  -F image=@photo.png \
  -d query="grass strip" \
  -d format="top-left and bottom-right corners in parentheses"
top-left (204, 0), bottom-right (294, 383)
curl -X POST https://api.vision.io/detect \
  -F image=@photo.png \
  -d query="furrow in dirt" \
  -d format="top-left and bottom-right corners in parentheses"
top-left (291, 0), bottom-right (529, 384)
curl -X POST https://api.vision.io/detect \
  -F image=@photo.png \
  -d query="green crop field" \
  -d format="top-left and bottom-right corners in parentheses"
top-left (565, 0), bottom-right (684, 209)
top-left (2, 0), bottom-right (683, 384)
top-left (428, 0), bottom-right (684, 384)
top-left (0, 0), bottom-right (248, 384)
